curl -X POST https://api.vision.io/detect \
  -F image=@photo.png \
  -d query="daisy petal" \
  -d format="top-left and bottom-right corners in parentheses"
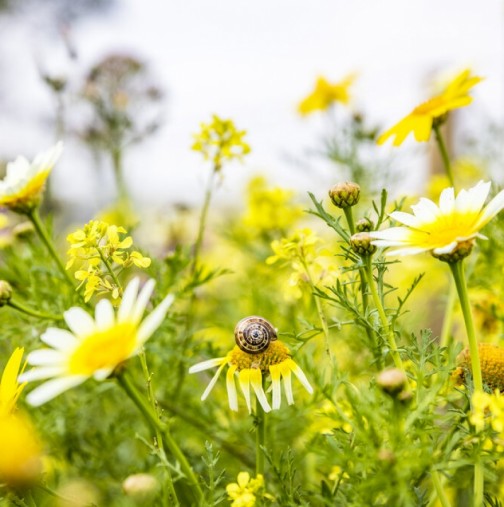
top-left (19, 366), bottom-right (66, 382)
top-left (64, 307), bottom-right (95, 337)
top-left (189, 357), bottom-right (227, 374)
top-left (226, 364), bottom-right (238, 411)
top-left (250, 369), bottom-right (271, 413)
top-left (136, 294), bottom-right (174, 344)
top-left (26, 375), bottom-right (87, 406)
top-left (201, 362), bottom-right (227, 401)
top-left (26, 349), bottom-right (64, 366)
top-left (95, 299), bottom-right (115, 330)
top-left (238, 369), bottom-right (252, 413)
top-left (118, 278), bottom-right (140, 322)
top-left (287, 359), bottom-right (314, 394)
top-left (131, 279), bottom-right (156, 323)
top-left (41, 328), bottom-right (78, 351)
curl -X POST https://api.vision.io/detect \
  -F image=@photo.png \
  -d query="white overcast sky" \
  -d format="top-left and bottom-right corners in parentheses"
top-left (0, 0), bottom-right (503, 213)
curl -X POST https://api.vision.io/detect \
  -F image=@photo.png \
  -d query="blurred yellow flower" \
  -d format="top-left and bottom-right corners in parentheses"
top-left (378, 69), bottom-right (482, 146)
top-left (0, 142), bottom-right (63, 213)
top-left (298, 74), bottom-right (356, 115)
top-left (370, 181), bottom-right (504, 257)
top-left (0, 413), bottom-right (43, 487)
top-left (0, 347), bottom-right (26, 417)
top-left (192, 114), bottom-right (250, 170)
top-left (20, 278), bottom-right (174, 406)
top-left (457, 343), bottom-right (504, 392)
top-left (189, 337), bottom-right (313, 413)
top-left (226, 472), bottom-right (267, 507)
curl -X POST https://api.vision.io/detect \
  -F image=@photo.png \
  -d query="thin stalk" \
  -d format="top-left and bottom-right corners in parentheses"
top-left (27, 208), bottom-right (75, 288)
top-left (255, 380), bottom-right (266, 476)
top-left (430, 470), bottom-right (451, 507)
top-left (432, 124), bottom-right (455, 189)
top-left (98, 248), bottom-right (123, 297)
top-left (192, 168), bottom-right (217, 274)
top-left (7, 300), bottom-right (63, 321)
top-left (439, 280), bottom-right (457, 347)
top-left (363, 256), bottom-right (405, 372)
top-left (117, 372), bottom-right (204, 505)
top-left (343, 207), bottom-right (355, 235)
top-left (111, 146), bottom-right (128, 202)
top-left (448, 260), bottom-right (483, 506)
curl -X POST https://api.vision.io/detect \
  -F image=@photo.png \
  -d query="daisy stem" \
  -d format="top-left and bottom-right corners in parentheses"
top-left (448, 260), bottom-right (483, 507)
top-left (363, 256), bottom-right (405, 373)
top-left (117, 371), bottom-right (204, 504)
top-left (343, 207), bottom-right (355, 235)
top-left (7, 299), bottom-right (64, 321)
top-left (432, 124), bottom-right (455, 189)
top-left (255, 380), bottom-right (267, 476)
top-left (27, 208), bottom-right (75, 288)
top-left (430, 470), bottom-right (451, 507)
top-left (439, 280), bottom-right (457, 347)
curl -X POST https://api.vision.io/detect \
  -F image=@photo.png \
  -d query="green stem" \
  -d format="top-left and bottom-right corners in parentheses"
top-left (117, 371), bottom-right (203, 505)
top-left (448, 260), bottom-right (483, 507)
top-left (192, 168), bottom-right (217, 274)
top-left (343, 207), bottom-right (356, 235)
top-left (432, 124), bottom-right (455, 189)
top-left (112, 147), bottom-right (128, 202)
top-left (448, 262), bottom-right (482, 392)
top-left (255, 382), bottom-right (266, 476)
top-left (98, 248), bottom-right (123, 297)
top-left (431, 470), bottom-right (451, 507)
top-left (27, 209), bottom-right (75, 288)
top-left (363, 257), bottom-right (405, 372)
top-left (7, 300), bottom-right (63, 321)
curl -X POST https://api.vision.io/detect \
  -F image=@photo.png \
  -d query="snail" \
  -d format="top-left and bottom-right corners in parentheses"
top-left (234, 316), bottom-right (277, 354)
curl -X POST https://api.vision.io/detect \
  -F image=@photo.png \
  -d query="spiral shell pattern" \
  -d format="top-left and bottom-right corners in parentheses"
top-left (234, 316), bottom-right (277, 354)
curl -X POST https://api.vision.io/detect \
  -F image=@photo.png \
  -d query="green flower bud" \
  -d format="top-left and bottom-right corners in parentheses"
top-left (350, 232), bottom-right (377, 256)
top-left (0, 280), bottom-right (13, 307)
top-left (432, 239), bottom-right (474, 263)
top-left (356, 217), bottom-right (374, 232)
top-left (328, 182), bottom-right (360, 209)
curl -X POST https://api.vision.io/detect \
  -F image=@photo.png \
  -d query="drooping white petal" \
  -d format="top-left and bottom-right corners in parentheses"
top-left (287, 359), bottom-right (314, 394)
top-left (131, 279), bottom-right (156, 324)
top-left (250, 369), bottom-right (271, 413)
top-left (41, 328), bottom-right (78, 351)
top-left (201, 362), bottom-right (227, 401)
top-left (136, 294), bottom-right (174, 344)
top-left (64, 307), bottom-right (95, 337)
top-left (188, 357), bottom-right (227, 374)
top-left (281, 368), bottom-right (294, 405)
top-left (26, 349), bottom-right (65, 366)
top-left (19, 366), bottom-right (66, 382)
top-left (238, 370), bottom-right (252, 413)
top-left (95, 299), bottom-right (115, 330)
top-left (269, 365), bottom-right (282, 410)
top-left (93, 368), bottom-right (114, 381)
top-left (226, 365), bottom-right (238, 411)
top-left (26, 375), bottom-right (88, 406)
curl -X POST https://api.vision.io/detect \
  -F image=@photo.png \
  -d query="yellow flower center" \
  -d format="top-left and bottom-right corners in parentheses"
top-left (1, 170), bottom-right (50, 207)
top-left (229, 340), bottom-right (290, 372)
top-left (68, 322), bottom-right (137, 375)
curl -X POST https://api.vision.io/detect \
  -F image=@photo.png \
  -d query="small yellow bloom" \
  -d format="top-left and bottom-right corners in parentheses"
top-left (226, 472), bottom-right (265, 507)
top-left (378, 69), bottom-right (482, 146)
top-left (0, 347), bottom-right (26, 417)
top-left (20, 278), bottom-right (174, 406)
top-left (0, 142), bottom-right (63, 213)
top-left (191, 114), bottom-right (250, 170)
top-left (189, 319), bottom-right (313, 413)
top-left (298, 74), bottom-right (356, 115)
top-left (0, 413), bottom-right (43, 487)
top-left (370, 181), bottom-right (504, 257)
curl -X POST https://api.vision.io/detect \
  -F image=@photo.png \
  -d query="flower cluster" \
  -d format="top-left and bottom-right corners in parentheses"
top-left (470, 390), bottom-right (504, 443)
top-left (298, 74), bottom-right (355, 115)
top-left (226, 472), bottom-right (271, 507)
top-left (378, 69), bottom-right (482, 146)
top-left (0, 142), bottom-right (63, 214)
top-left (191, 114), bottom-right (250, 170)
top-left (66, 220), bottom-right (151, 302)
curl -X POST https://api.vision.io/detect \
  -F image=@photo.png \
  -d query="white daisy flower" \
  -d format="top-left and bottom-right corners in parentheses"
top-left (19, 278), bottom-right (174, 406)
top-left (370, 181), bottom-right (504, 257)
top-left (0, 142), bottom-right (63, 213)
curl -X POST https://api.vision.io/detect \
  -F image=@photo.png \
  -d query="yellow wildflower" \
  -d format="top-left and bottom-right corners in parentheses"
top-left (192, 114), bottom-right (250, 170)
top-left (0, 347), bottom-right (26, 418)
top-left (378, 69), bottom-right (482, 146)
top-left (0, 142), bottom-right (63, 213)
top-left (226, 472), bottom-right (267, 507)
top-left (370, 181), bottom-right (504, 258)
top-left (298, 74), bottom-right (356, 115)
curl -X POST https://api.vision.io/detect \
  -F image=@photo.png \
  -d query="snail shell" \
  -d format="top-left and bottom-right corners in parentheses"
top-left (234, 316), bottom-right (277, 354)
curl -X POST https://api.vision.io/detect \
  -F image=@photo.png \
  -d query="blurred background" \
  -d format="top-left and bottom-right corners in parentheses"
top-left (1, 0), bottom-right (503, 218)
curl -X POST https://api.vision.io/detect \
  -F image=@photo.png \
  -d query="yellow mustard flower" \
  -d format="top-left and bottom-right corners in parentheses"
top-left (20, 278), bottom-right (174, 406)
top-left (0, 347), bottom-right (26, 418)
top-left (189, 317), bottom-right (313, 413)
top-left (0, 142), bottom-right (63, 213)
top-left (377, 69), bottom-right (482, 146)
top-left (192, 114), bottom-right (250, 170)
top-left (0, 413), bottom-right (43, 487)
top-left (298, 74), bottom-right (356, 115)
top-left (370, 181), bottom-right (504, 257)
top-left (226, 472), bottom-right (268, 507)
